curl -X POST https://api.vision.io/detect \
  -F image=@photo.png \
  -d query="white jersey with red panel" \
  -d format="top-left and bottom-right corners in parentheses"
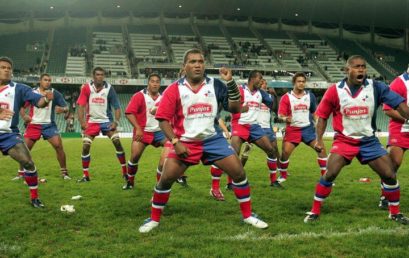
top-left (125, 89), bottom-right (162, 132)
top-left (316, 78), bottom-right (404, 140)
top-left (384, 73), bottom-right (409, 133)
top-left (232, 84), bottom-right (273, 125)
top-left (0, 82), bottom-right (42, 133)
top-left (28, 88), bottom-right (67, 125)
top-left (77, 81), bottom-right (120, 123)
top-left (278, 91), bottom-right (315, 128)
top-left (155, 76), bottom-right (229, 141)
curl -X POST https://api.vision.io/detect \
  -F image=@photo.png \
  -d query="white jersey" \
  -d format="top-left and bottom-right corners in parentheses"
top-left (336, 80), bottom-right (375, 138)
top-left (30, 88), bottom-right (53, 124)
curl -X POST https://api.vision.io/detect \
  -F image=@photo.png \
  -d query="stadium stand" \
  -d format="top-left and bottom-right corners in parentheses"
top-left (47, 28), bottom-right (87, 75)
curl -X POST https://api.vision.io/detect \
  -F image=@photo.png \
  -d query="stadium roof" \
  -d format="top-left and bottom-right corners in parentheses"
top-left (2, 0), bottom-right (409, 29)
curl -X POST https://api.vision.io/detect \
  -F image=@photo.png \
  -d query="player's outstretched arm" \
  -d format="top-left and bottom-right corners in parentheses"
top-left (396, 102), bottom-right (409, 121)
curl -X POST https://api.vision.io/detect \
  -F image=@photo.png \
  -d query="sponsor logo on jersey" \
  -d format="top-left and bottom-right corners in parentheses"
top-left (294, 104), bottom-right (308, 111)
top-left (91, 97), bottom-right (106, 104)
top-left (343, 106), bottom-right (369, 116)
top-left (0, 102), bottom-right (9, 109)
top-left (246, 101), bottom-right (260, 108)
top-left (187, 103), bottom-right (213, 115)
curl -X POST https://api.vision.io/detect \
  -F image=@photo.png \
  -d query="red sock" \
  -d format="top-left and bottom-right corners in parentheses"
top-left (82, 154), bottom-right (91, 177)
top-left (317, 157), bottom-right (327, 176)
top-left (24, 169), bottom-right (39, 200)
top-left (127, 161), bottom-right (138, 185)
top-left (232, 178), bottom-right (252, 218)
top-left (210, 165), bottom-right (223, 190)
top-left (311, 177), bottom-right (333, 215)
top-left (267, 157), bottom-right (277, 183)
top-left (383, 181), bottom-right (400, 215)
top-left (116, 151), bottom-right (127, 176)
top-left (151, 187), bottom-right (171, 222)
top-left (279, 159), bottom-right (289, 179)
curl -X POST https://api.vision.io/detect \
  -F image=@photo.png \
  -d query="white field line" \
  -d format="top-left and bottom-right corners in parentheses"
top-left (223, 226), bottom-right (409, 241)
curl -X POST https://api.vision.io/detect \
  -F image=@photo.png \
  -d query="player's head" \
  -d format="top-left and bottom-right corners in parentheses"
top-left (248, 70), bottom-right (263, 89)
top-left (345, 55), bottom-right (367, 86)
top-left (0, 56), bottom-right (13, 83)
top-left (147, 73), bottom-right (161, 94)
top-left (292, 72), bottom-right (307, 91)
top-left (183, 48), bottom-right (205, 83)
top-left (39, 73), bottom-right (52, 90)
top-left (92, 67), bottom-right (105, 85)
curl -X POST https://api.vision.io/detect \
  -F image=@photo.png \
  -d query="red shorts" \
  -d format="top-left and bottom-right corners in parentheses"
top-left (387, 132), bottom-right (409, 149)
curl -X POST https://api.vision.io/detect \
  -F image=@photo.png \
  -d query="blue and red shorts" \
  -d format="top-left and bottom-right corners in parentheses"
top-left (167, 132), bottom-right (235, 165)
top-left (24, 123), bottom-right (59, 141)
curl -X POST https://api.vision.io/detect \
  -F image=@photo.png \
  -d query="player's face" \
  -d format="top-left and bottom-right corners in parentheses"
top-left (148, 76), bottom-right (161, 94)
top-left (40, 76), bottom-right (52, 90)
top-left (93, 71), bottom-right (105, 85)
top-left (184, 53), bottom-right (205, 83)
top-left (0, 61), bottom-right (12, 83)
top-left (346, 58), bottom-right (367, 86)
top-left (293, 76), bottom-right (306, 91)
top-left (252, 73), bottom-right (263, 89)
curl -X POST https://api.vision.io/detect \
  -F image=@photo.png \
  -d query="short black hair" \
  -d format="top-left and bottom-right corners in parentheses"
top-left (183, 48), bottom-right (204, 64)
top-left (248, 70), bottom-right (262, 83)
top-left (40, 73), bottom-right (51, 80)
top-left (92, 67), bottom-right (105, 75)
top-left (292, 72), bottom-right (307, 84)
top-left (0, 56), bottom-right (13, 68)
top-left (148, 73), bottom-right (161, 81)
top-left (345, 55), bottom-right (366, 67)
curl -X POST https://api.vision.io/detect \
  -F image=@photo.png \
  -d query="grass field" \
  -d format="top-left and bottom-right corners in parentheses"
top-left (1, 138), bottom-right (409, 257)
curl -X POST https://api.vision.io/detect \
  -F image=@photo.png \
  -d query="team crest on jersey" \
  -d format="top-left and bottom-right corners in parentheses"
top-left (204, 90), bottom-right (214, 98)
top-left (182, 94), bottom-right (190, 100)
top-left (0, 102), bottom-right (9, 109)
top-left (188, 103), bottom-right (212, 115)
top-left (343, 106), bottom-right (369, 116)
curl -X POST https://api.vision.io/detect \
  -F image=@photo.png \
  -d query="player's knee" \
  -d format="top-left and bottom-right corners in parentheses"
top-left (21, 159), bottom-right (35, 170)
top-left (110, 133), bottom-right (120, 142)
top-left (82, 136), bottom-right (93, 146)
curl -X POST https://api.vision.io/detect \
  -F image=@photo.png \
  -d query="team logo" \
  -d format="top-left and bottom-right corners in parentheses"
top-left (343, 106), bottom-right (369, 116)
top-left (187, 103), bottom-right (212, 115)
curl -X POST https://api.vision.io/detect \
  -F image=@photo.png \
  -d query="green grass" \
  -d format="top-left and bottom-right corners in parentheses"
top-left (1, 138), bottom-right (409, 257)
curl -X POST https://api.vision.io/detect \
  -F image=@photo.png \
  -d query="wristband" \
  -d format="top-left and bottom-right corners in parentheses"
top-left (226, 79), bottom-right (241, 102)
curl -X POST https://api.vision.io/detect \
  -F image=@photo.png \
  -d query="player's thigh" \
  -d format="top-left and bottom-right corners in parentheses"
top-left (368, 155), bottom-right (395, 179)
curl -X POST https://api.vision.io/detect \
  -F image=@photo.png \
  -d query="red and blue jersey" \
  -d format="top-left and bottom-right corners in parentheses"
top-left (0, 81), bottom-right (42, 133)
top-left (77, 81), bottom-right (120, 123)
top-left (231, 84), bottom-right (273, 126)
top-left (125, 89), bottom-right (161, 132)
top-left (278, 90), bottom-right (316, 129)
top-left (26, 88), bottom-right (67, 125)
top-left (155, 76), bottom-right (229, 141)
top-left (383, 72), bottom-right (409, 134)
top-left (317, 78), bottom-right (404, 140)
